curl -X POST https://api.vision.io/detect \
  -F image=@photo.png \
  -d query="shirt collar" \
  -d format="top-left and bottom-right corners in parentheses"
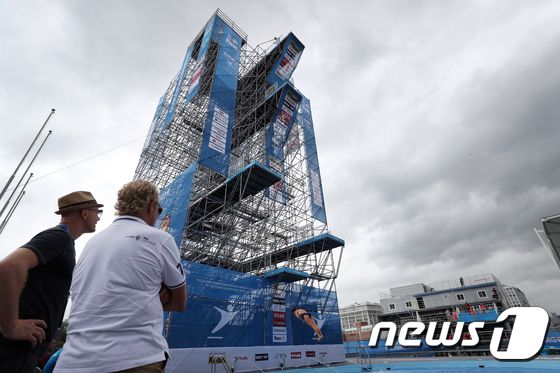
top-left (113, 215), bottom-right (148, 225)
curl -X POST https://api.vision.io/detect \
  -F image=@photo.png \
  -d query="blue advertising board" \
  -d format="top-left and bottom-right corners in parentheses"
top-left (266, 33), bottom-right (304, 87)
top-left (156, 163), bottom-right (197, 247)
top-left (164, 44), bottom-right (194, 127)
top-left (198, 16), bottom-right (242, 176)
top-left (265, 84), bottom-right (302, 203)
top-left (165, 261), bottom-right (342, 348)
top-left (298, 96), bottom-right (327, 224)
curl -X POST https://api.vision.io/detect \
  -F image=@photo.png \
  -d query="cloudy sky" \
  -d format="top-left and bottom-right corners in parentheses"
top-left (1, 0), bottom-right (560, 313)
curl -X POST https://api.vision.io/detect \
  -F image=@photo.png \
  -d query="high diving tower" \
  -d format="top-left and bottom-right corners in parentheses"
top-left (134, 10), bottom-right (345, 371)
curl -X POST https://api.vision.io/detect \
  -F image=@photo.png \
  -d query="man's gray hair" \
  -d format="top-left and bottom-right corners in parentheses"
top-left (115, 180), bottom-right (159, 217)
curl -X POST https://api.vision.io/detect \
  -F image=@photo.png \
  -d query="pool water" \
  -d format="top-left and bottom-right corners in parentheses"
top-left (269, 358), bottom-right (560, 372)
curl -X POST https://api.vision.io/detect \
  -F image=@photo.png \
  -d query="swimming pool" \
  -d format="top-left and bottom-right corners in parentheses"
top-left (269, 358), bottom-right (560, 372)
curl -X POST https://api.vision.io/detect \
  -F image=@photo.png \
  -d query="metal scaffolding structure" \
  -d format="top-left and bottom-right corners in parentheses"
top-left (134, 9), bottom-right (344, 312)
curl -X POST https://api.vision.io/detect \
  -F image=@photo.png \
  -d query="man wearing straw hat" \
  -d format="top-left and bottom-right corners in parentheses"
top-left (0, 191), bottom-right (103, 373)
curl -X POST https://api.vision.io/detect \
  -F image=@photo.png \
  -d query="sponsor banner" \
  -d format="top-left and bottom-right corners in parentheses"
top-left (207, 352), bottom-right (227, 364)
top-left (291, 352), bottom-right (301, 359)
top-left (271, 290), bottom-right (287, 344)
top-left (298, 96), bottom-right (327, 224)
top-left (272, 297), bottom-right (285, 305)
top-left (184, 18), bottom-right (214, 103)
top-left (273, 312), bottom-right (286, 319)
top-left (166, 345), bottom-right (345, 372)
top-left (267, 33), bottom-right (304, 86)
top-left (156, 163), bottom-right (197, 247)
top-left (255, 353), bottom-right (269, 361)
top-left (265, 85), bottom-right (302, 203)
top-left (186, 61), bottom-right (204, 99)
top-left (164, 43), bottom-right (194, 127)
top-left (273, 334), bottom-right (287, 343)
top-left (198, 16), bottom-right (242, 175)
top-left (305, 351), bottom-right (316, 357)
top-left (272, 304), bottom-right (286, 312)
top-left (273, 318), bottom-right (286, 327)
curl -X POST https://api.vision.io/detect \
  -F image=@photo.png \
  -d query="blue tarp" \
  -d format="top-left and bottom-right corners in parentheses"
top-left (156, 163), bottom-right (196, 247)
top-left (198, 15), bottom-right (242, 175)
top-left (265, 84), bottom-right (302, 203)
top-left (165, 260), bottom-right (342, 348)
top-left (298, 96), bottom-right (327, 224)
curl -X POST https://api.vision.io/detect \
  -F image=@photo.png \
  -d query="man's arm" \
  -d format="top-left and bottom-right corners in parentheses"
top-left (161, 283), bottom-right (187, 312)
top-left (0, 248), bottom-right (47, 347)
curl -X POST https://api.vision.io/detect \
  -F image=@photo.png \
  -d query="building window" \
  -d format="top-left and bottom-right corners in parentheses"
top-left (478, 290), bottom-right (487, 298)
top-left (456, 294), bottom-right (465, 301)
top-left (389, 304), bottom-right (395, 310)
top-left (406, 301), bottom-right (412, 308)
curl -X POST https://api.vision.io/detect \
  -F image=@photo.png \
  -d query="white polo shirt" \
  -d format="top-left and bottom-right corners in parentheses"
top-left (55, 216), bottom-right (185, 373)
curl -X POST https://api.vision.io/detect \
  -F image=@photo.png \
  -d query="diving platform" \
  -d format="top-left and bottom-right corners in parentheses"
top-left (242, 233), bottom-right (345, 272)
top-left (264, 267), bottom-right (309, 283)
top-left (188, 161), bottom-right (281, 224)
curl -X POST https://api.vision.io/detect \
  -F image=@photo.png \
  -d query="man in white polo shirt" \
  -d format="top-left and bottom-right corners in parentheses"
top-left (55, 180), bottom-right (187, 373)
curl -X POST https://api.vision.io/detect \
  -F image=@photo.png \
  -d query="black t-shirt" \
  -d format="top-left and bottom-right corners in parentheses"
top-left (18, 225), bottom-right (75, 343)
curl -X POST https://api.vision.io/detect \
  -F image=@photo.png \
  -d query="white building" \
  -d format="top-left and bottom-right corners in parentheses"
top-left (379, 273), bottom-right (503, 317)
top-left (502, 285), bottom-right (530, 308)
top-left (339, 302), bottom-right (382, 333)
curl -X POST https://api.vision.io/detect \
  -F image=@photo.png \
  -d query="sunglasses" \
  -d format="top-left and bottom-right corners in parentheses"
top-left (87, 209), bottom-right (103, 218)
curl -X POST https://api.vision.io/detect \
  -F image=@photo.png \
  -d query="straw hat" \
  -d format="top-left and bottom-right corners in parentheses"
top-left (55, 191), bottom-right (103, 215)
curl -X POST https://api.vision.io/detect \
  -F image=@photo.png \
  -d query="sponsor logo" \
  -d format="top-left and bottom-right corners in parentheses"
top-left (369, 307), bottom-right (549, 360)
top-left (125, 235), bottom-right (152, 244)
top-left (208, 352), bottom-right (227, 364)
top-left (291, 352), bottom-right (301, 359)
top-left (273, 318), bottom-right (286, 327)
top-left (211, 305), bottom-right (238, 334)
top-left (273, 312), bottom-right (286, 319)
top-left (234, 356), bottom-right (248, 361)
top-left (255, 353), bottom-right (269, 361)
top-left (273, 334), bottom-right (287, 343)
top-left (319, 352), bottom-right (328, 357)
top-left (275, 353), bottom-right (288, 360)
top-left (272, 303), bottom-right (286, 312)
top-left (306, 351), bottom-right (316, 357)
top-left (226, 34), bottom-right (239, 50)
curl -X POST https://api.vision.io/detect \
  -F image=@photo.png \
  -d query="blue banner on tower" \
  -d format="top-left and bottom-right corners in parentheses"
top-left (184, 19), bottom-right (215, 104)
top-left (165, 260), bottom-right (342, 348)
top-left (265, 84), bottom-right (302, 203)
top-left (299, 96), bottom-right (327, 224)
top-left (157, 163), bottom-right (197, 247)
top-left (198, 16), bottom-right (242, 176)
top-left (267, 33), bottom-right (304, 87)
top-left (164, 44), bottom-right (194, 127)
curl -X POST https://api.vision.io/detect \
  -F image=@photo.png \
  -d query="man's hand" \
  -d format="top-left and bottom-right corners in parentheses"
top-left (2, 319), bottom-right (47, 347)
top-left (159, 285), bottom-right (170, 306)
